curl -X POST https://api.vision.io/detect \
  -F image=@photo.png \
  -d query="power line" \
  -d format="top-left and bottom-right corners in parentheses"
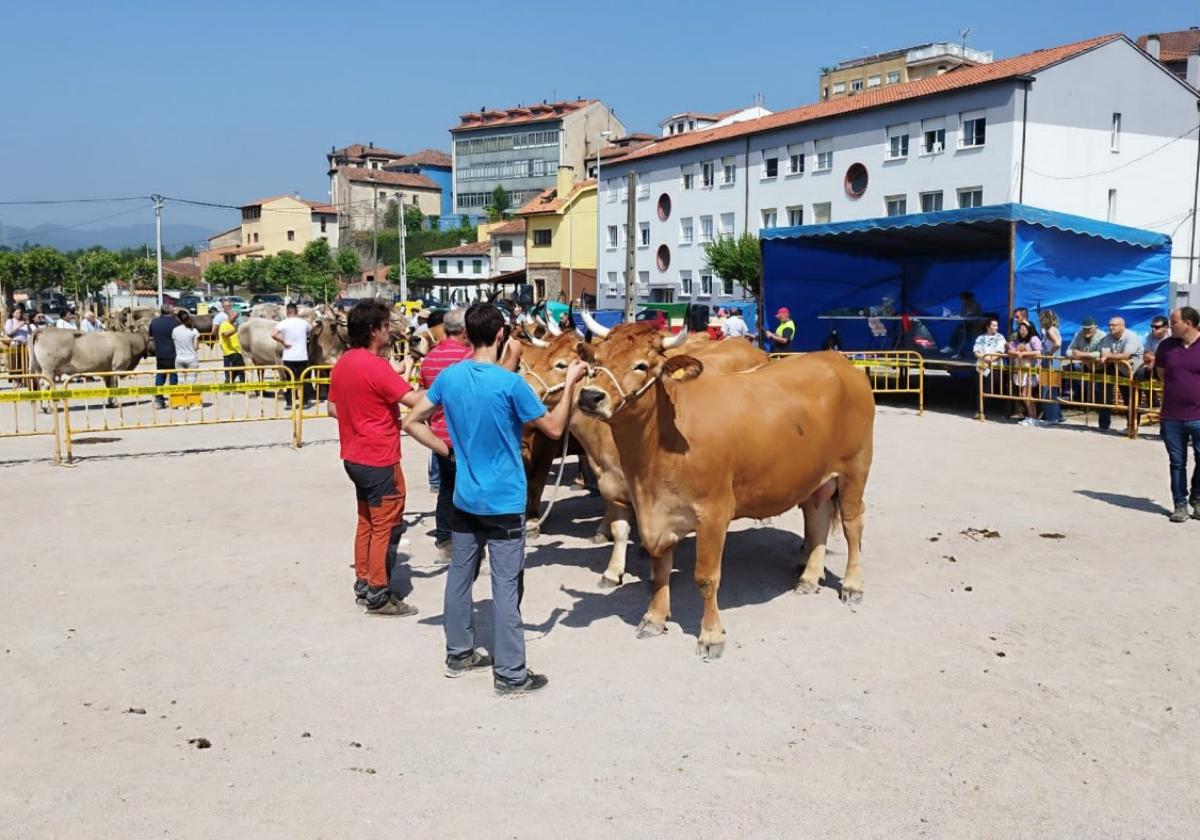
top-left (1026, 123), bottom-right (1200, 181)
top-left (0, 203), bottom-right (152, 244)
top-left (0, 196), bottom-right (148, 206)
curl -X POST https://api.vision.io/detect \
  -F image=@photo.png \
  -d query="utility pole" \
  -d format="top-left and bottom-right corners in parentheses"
top-left (623, 171), bottom-right (637, 321)
top-left (398, 192), bottom-right (408, 302)
top-left (372, 191), bottom-right (379, 268)
top-left (151, 194), bottom-right (165, 307)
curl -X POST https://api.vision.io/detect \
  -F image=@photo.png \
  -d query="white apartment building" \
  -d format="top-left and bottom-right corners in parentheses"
top-left (596, 34), bottom-right (1200, 310)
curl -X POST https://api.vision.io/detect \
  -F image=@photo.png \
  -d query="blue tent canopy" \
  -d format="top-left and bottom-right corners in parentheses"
top-left (761, 203), bottom-right (1171, 352)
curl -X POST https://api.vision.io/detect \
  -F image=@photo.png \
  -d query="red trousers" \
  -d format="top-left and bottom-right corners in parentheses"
top-left (345, 462), bottom-right (407, 590)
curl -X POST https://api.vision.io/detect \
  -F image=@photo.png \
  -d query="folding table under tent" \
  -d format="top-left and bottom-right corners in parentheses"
top-left (760, 203), bottom-right (1171, 353)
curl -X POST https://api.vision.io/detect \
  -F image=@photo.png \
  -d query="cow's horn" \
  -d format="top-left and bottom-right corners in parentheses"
top-left (545, 314), bottom-right (562, 336)
top-left (661, 325), bottom-right (689, 349)
top-left (522, 323), bottom-right (549, 348)
top-left (580, 307), bottom-right (610, 338)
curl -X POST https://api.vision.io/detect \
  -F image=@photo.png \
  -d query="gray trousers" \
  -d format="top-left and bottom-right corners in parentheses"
top-left (444, 509), bottom-right (527, 684)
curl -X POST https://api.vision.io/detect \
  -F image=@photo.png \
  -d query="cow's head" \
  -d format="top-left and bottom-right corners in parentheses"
top-left (576, 322), bottom-right (700, 420)
top-left (519, 329), bottom-right (585, 405)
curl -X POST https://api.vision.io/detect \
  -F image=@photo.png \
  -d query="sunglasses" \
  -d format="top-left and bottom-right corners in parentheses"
top-left (1152, 323), bottom-right (1168, 329)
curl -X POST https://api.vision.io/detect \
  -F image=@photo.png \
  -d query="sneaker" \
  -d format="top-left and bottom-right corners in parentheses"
top-left (366, 596), bottom-right (419, 617)
top-left (445, 649), bottom-right (493, 678)
top-left (434, 539), bottom-right (453, 564)
top-left (1169, 505), bottom-right (1189, 524)
top-left (939, 346), bottom-right (953, 355)
top-left (494, 672), bottom-right (549, 697)
top-left (355, 596), bottom-right (367, 607)
top-left (1191, 503), bottom-right (1200, 521)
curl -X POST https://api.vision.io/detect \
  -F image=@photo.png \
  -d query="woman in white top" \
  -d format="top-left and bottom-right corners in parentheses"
top-left (171, 311), bottom-right (201, 386)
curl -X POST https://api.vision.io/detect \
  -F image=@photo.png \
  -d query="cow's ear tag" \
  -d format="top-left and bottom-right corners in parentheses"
top-left (661, 355), bottom-right (704, 382)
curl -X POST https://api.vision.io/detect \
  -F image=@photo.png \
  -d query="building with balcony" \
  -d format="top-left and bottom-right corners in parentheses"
top-left (450, 98), bottom-right (623, 216)
top-left (515, 166), bottom-right (597, 302)
top-left (236, 195), bottom-right (338, 261)
top-left (819, 42), bottom-right (994, 102)
top-left (596, 33), bottom-right (1200, 310)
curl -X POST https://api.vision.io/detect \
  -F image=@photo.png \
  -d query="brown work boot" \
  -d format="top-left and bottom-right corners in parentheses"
top-left (366, 596), bottom-right (418, 617)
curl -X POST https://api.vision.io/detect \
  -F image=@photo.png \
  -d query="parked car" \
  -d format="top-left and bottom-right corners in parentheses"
top-left (250, 293), bottom-right (285, 307)
top-left (30, 289), bottom-right (69, 316)
top-left (178, 294), bottom-right (204, 313)
top-left (223, 296), bottom-right (250, 313)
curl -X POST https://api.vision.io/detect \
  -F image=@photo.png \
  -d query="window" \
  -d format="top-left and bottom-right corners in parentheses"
top-left (457, 259), bottom-right (464, 273)
top-left (472, 259), bottom-right (482, 274)
top-left (832, 81), bottom-right (846, 95)
top-left (533, 229), bottom-right (552, 246)
top-left (957, 187), bottom-right (983, 209)
top-left (637, 183), bottom-right (650, 200)
top-left (719, 213), bottom-right (735, 237)
top-left (657, 193), bottom-right (672, 220)
top-left (607, 271), bottom-right (620, 296)
top-left (763, 155), bottom-right (779, 178)
top-left (606, 225), bottom-right (618, 249)
top-left (637, 270), bottom-right (649, 290)
top-left (920, 191), bottom-right (943, 212)
top-left (722, 277), bottom-right (734, 296)
top-left (287, 230), bottom-right (295, 241)
top-left (499, 239), bottom-right (513, 256)
top-left (787, 145), bottom-right (805, 174)
top-left (253, 232), bottom-right (259, 243)
top-left (959, 111), bottom-right (986, 148)
top-left (850, 78), bottom-right (863, 92)
top-left (867, 75), bottom-right (881, 88)
top-left (682, 165), bottom-right (695, 190)
top-left (699, 215), bottom-right (714, 243)
top-left (815, 138), bottom-right (833, 171)
top-left (680, 270), bottom-right (693, 296)
top-left (922, 126), bottom-right (946, 155)
top-left (656, 244), bottom-right (671, 271)
top-left (699, 272), bottom-right (713, 295)
top-left (438, 259), bottom-right (447, 273)
top-left (761, 208), bottom-right (778, 229)
top-left (320, 217), bottom-right (327, 233)
top-left (701, 161), bottom-right (715, 187)
top-left (639, 222), bottom-right (650, 247)
top-left (886, 127), bottom-right (909, 160)
top-left (813, 202), bottom-right (832, 224)
top-left (885, 195), bottom-right (907, 216)
top-left (1111, 113), bottom-right (1121, 152)
top-left (787, 205), bottom-right (804, 226)
top-left (886, 70), bottom-right (901, 84)
top-left (722, 156), bottom-right (736, 185)
top-left (606, 179), bottom-right (618, 203)
top-left (1107, 188), bottom-right (1117, 222)
top-left (680, 217), bottom-right (694, 245)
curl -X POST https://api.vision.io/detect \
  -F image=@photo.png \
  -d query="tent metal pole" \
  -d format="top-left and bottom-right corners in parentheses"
top-left (1007, 221), bottom-right (1017, 331)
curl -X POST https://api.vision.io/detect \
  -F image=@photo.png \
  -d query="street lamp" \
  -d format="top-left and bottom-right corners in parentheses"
top-left (595, 129), bottom-right (613, 307)
top-left (397, 191), bottom-right (408, 303)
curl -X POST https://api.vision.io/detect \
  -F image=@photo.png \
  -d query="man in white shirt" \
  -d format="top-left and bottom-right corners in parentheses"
top-left (54, 309), bottom-right (78, 330)
top-left (272, 302), bottom-right (312, 408)
top-left (80, 311), bottom-right (105, 333)
top-left (211, 298), bottom-right (230, 332)
top-left (722, 307), bottom-right (749, 339)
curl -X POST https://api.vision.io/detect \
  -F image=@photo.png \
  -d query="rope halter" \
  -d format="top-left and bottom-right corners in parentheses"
top-left (585, 365), bottom-right (658, 416)
top-left (520, 362), bottom-right (566, 403)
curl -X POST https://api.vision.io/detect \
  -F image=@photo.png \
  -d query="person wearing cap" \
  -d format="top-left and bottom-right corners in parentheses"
top-left (765, 307), bottom-right (795, 352)
top-left (1067, 317), bottom-right (1105, 361)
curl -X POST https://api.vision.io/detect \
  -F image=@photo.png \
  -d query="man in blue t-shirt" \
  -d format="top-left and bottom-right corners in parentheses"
top-left (405, 303), bottom-right (586, 696)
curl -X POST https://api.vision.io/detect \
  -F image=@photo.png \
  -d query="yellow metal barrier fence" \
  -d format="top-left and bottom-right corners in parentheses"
top-left (977, 354), bottom-right (1136, 438)
top-left (0, 372), bottom-right (61, 462)
top-left (2, 339), bottom-right (30, 375)
top-left (1133, 374), bottom-right (1163, 436)
top-left (294, 364), bottom-right (332, 448)
top-left (769, 350), bottom-right (925, 413)
top-left (58, 364), bottom-right (296, 463)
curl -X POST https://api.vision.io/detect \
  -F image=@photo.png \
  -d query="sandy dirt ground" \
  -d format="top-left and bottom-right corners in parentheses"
top-left (1, 405), bottom-right (1197, 839)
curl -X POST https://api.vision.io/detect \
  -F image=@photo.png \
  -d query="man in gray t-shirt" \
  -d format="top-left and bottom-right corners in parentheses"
top-left (1094, 315), bottom-right (1144, 430)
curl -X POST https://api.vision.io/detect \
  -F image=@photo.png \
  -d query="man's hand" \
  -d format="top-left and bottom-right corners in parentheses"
top-left (500, 337), bottom-right (523, 371)
top-left (564, 359), bottom-right (587, 388)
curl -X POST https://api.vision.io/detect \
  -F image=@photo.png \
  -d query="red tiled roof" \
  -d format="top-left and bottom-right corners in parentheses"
top-left (452, 99), bottom-right (597, 131)
top-left (515, 179), bottom-right (597, 216)
top-left (391, 149), bottom-right (452, 168)
top-left (1136, 30), bottom-right (1200, 62)
top-left (423, 240), bottom-right (491, 257)
top-left (611, 34), bottom-right (1122, 166)
top-left (303, 201), bottom-right (337, 214)
top-left (241, 195), bottom-right (334, 210)
top-left (331, 143), bottom-right (406, 160)
top-left (488, 219), bottom-right (526, 236)
top-left (163, 260), bottom-right (201, 279)
top-left (340, 167), bottom-right (439, 190)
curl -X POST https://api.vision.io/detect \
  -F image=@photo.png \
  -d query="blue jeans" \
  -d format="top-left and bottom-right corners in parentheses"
top-left (428, 450), bottom-right (441, 489)
top-left (1161, 419), bottom-right (1200, 508)
top-left (1041, 385), bottom-right (1062, 423)
top-left (154, 359), bottom-right (178, 403)
top-left (433, 453), bottom-right (457, 543)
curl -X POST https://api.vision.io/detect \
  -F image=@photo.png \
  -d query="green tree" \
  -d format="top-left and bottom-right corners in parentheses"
top-left (383, 202), bottom-right (425, 233)
top-left (265, 251), bottom-right (302, 294)
top-left (301, 238), bottom-right (335, 275)
top-left (0, 251), bottom-right (26, 305)
top-left (335, 247), bottom-right (360, 281)
top-left (387, 257), bottom-right (432, 282)
top-left (204, 261), bottom-right (239, 295)
top-left (125, 257), bottom-right (159, 290)
top-left (484, 185), bottom-right (510, 221)
top-left (72, 249), bottom-right (124, 301)
top-left (172, 244), bottom-right (197, 259)
top-left (702, 232), bottom-right (761, 296)
top-left (22, 246), bottom-right (70, 293)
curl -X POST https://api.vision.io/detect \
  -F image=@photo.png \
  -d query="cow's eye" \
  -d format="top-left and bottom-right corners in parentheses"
top-left (633, 361), bottom-right (649, 373)
top-left (553, 360), bottom-right (568, 370)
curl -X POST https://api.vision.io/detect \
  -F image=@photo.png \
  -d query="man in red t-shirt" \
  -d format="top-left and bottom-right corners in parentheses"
top-left (418, 308), bottom-right (473, 557)
top-left (328, 300), bottom-right (423, 615)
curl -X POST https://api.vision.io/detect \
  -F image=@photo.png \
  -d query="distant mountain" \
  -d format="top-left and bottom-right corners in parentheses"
top-left (0, 222), bottom-right (219, 252)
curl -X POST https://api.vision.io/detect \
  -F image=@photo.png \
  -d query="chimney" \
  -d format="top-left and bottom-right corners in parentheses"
top-left (556, 164), bottom-right (575, 198)
top-left (1189, 50), bottom-right (1200, 90)
top-left (1146, 34), bottom-right (1160, 60)
top-left (369, 141), bottom-right (374, 149)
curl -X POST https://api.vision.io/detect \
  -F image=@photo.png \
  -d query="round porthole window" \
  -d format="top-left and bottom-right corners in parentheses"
top-left (657, 193), bottom-right (672, 221)
top-left (656, 244), bottom-right (671, 272)
top-left (844, 162), bottom-right (869, 199)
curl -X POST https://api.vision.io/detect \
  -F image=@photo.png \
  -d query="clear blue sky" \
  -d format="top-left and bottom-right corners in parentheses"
top-left (2, 0), bottom-right (1195, 238)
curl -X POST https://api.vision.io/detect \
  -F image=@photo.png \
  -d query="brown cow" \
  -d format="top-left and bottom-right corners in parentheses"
top-left (520, 313), bottom-right (769, 587)
top-left (575, 322), bottom-right (874, 659)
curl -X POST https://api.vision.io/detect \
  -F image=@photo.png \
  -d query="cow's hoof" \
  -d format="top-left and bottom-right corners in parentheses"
top-left (795, 578), bottom-right (821, 595)
top-left (636, 618), bottom-right (666, 639)
top-left (597, 573), bottom-right (621, 590)
top-left (696, 635), bottom-right (726, 661)
top-left (840, 588), bottom-right (863, 605)
top-left (590, 531), bottom-right (610, 545)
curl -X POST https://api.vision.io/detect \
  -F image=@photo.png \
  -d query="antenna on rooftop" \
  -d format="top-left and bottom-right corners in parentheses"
top-left (959, 26), bottom-right (972, 54)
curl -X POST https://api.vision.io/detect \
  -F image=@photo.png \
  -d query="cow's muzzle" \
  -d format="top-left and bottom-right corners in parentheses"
top-left (577, 386), bottom-right (609, 416)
